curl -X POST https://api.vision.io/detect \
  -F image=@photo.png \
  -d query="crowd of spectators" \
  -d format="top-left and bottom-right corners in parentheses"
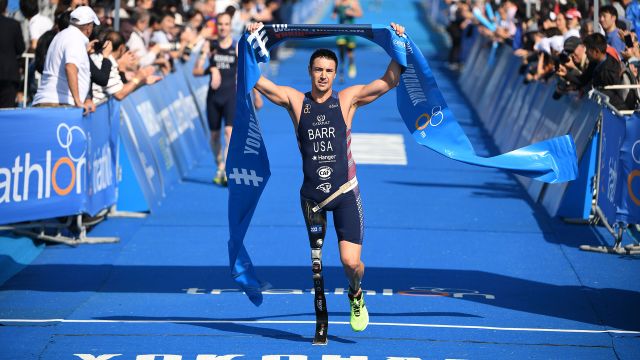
top-left (0, 0), bottom-right (290, 109)
top-left (445, 0), bottom-right (640, 111)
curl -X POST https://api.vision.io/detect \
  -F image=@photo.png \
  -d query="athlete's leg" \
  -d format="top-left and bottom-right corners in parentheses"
top-left (221, 125), bottom-right (233, 171)
top-left (333, 191), bottom-right (367, 331)
top-left (336, 41), bottom-right (346, 83)
top-left (207, 94), bottom-right (223, 168)
top-left (301, 197), bottom-right (329, 344)
top-left (347, 40), bottom-right (357, 78)
top-left (217, 98), bottom-right (236, 185)
top-left (338, 240), bottom-right (364, 294)
top-left (210, 130), bottom-right (222, 163)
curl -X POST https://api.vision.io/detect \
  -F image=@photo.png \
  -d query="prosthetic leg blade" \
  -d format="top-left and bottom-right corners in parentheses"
top-left (312, 276), bottom-right (329, 345)
top-left (302, 197), bottom-right (329, 345)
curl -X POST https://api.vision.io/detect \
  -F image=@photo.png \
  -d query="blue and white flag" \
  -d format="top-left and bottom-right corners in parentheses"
top-left (227, 24), bottom-right (578, 305)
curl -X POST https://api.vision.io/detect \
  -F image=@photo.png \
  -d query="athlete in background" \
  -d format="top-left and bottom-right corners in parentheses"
top-left (332, 0), bottom-right (363, 82)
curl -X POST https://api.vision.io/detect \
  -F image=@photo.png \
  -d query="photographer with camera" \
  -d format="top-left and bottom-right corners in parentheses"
top-left (555, 37), bottom-right (594, 95)
top-left (91, 30), bottom-right (161, 103)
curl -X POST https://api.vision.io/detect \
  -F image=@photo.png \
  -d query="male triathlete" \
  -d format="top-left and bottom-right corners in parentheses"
top-left (194, 11), bottom-right (237, 185)
top-left (247, 21), bottom-right (405, 332)
top-left (332, 0), bottom-right (363, 82)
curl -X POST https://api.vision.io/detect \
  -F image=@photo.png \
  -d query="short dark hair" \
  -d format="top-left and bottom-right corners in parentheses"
top-left (600, 5), bottom-right (618, 18)
top-left (104, 30), bottom-right (126, 51)
top-left (0, 0), bottom-right (7, 13)
top-left (19, 0), bottom-right (39, 19)
top-left (56, 10), bottom-right (71, 30)
top-left (216, 11), bottom-right (231, 22)
top-left (309, 48), bottom-right (338, 69)
top-left (583, 33), bottom-right (608, 53)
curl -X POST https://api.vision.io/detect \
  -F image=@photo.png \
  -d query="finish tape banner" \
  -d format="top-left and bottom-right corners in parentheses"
top-left (0, 100), bottom-right (119, 225)
top-left (227, 24), bottom-right (579, 305)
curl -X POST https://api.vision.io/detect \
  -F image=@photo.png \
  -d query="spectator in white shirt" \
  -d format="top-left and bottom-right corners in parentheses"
top-left (127, 9), bottom-right (160, 67)
top-left (20, 0), bottom-right (54, 50)
top-left (32, 5), bottom-right (98, 113)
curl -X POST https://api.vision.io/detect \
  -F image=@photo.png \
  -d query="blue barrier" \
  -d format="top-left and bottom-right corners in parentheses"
top-left (0, 100), bottom-right (119, 225)
top-left (117, 59), bottom-right (212, 212)
top-left (601, 111), bottom-right (640, 225)
top-left (459, 34), bottom-right (601, 217)
top-left (598, 110), bottom-right (626, 224)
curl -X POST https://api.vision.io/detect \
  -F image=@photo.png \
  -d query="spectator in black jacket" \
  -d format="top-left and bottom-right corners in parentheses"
top-left (0, 0), bottom-right (26, 108)
top-left (584, 32), bottom-right (637, 110)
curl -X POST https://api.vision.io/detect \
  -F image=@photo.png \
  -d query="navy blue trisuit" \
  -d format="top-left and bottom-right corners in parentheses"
top-left (206, 39), bottom-right (236, 131)
top-left (297, 91), bottom-right (364, 244)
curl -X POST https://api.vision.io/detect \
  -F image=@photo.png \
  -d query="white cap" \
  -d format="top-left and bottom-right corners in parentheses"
top-left (70, 6), bottom-right (100, 26)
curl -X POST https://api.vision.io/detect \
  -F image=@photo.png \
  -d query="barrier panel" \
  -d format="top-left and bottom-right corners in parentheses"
top-left (175, 59), bottom-right (210, 137)
top-left (598, 111), bottom-right (640, 226)
top-left (117, 63), bottom-right (212, 211)
top-left (0, 100), bottom-right (119, 225)
top-left (458, 35), bottom-right (600, 217)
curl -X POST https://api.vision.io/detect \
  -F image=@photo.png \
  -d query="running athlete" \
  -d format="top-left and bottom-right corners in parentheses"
top-left (247, 21), bottom-right (405, 334)
top-left (332, 0), bottom-right (363, 82)
top-left (194, 11), bottom-right (237, 186)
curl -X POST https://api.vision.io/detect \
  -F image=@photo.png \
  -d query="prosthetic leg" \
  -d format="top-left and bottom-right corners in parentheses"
top-left (301, 197), bottom-right (328, 345)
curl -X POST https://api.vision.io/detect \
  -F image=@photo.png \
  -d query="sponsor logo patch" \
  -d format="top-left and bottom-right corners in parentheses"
top-left (317, 166), bottom-right (332, 180)
top-left (316, 182), bottom-right (331, 193)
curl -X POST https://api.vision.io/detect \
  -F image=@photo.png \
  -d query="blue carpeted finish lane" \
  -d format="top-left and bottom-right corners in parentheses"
top-left (1, 0), bottom-right (640, 359)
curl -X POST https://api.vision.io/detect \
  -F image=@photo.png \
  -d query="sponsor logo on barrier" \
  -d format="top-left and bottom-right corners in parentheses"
top-left (628, 140), bottom-right (640, 206)
top-left (184, 286), bottom-right (495, 299)
top-left (317, 166), bottom-right (332, 180)
top-left (74, 354), bottom-right (430, 359)
top-left (136, 101), bottom-right (161, 137)
top-left (414, 106), bottom-right (444, 139)
top-left (316, 182), bottom-right (331, 193)
top-left (170, 92), bottom-right (198, 135)
top-left (91, 144), bottom-right (114, 194)
top-left (0, 123), bottom-right (87, 204)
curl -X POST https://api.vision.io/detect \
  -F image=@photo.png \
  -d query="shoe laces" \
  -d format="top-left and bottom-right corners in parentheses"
top-left (351, 298), bottom-right (361, 316)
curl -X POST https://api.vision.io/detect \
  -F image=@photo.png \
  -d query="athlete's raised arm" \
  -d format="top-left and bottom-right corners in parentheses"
top-left (341, 23), bottom-right (405, 108)
top-left (246, 22), bottom-right (303, 110)
top-left (254, 75), bottom-right (301, 109)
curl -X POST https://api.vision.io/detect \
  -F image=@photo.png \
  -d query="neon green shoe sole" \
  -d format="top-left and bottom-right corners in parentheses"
top-left (349, 295), bottom-right (369, 332)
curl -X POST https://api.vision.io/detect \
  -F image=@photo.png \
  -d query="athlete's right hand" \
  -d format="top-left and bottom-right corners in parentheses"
top-left (246, 22), bottom-right (264, 34)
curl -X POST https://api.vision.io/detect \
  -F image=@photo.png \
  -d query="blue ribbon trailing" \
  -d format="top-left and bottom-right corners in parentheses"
top-left (227, 24), bottom-right (578, 305)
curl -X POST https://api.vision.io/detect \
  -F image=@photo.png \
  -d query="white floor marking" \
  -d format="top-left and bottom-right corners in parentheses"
top-left (350, 133), bottom-right (408, 165)
top-left (1, 318), bottom-right (638, 334)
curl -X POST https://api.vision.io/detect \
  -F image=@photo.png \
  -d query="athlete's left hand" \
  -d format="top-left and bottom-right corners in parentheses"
top-left (390, 22), bottom-right (405, 37)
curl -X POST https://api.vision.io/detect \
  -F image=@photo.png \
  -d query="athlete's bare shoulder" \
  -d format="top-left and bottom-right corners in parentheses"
top-left (338, 85), bottom-right (366, 109)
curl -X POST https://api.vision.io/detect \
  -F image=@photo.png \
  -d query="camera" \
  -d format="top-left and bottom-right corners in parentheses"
top-left (158, 42), bottom-right (181, 51)
top-left (558, 51), bottom-right (571, 65)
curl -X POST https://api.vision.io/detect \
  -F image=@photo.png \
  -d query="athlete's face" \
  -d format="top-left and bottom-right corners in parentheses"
top-left (309, 57), bottom-right (337, 93)
top-left (217, 14), bottom-right (231, 39)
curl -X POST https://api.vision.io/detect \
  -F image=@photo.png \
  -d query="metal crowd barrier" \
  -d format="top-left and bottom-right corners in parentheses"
top-left (458, 32), bottom-right (640, 255)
